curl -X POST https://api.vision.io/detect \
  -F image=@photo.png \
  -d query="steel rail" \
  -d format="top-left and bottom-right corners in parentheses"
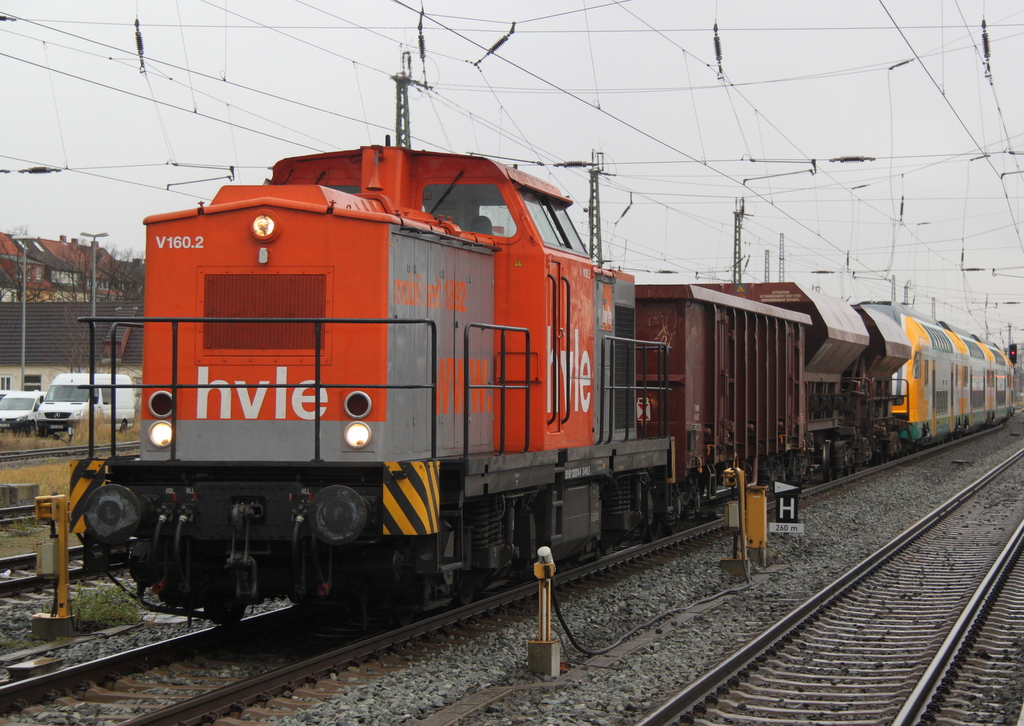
top-left (0, 442), bottom-right (140, 465)
top-left (892, 490), bottom-right (1024, 724)
top-left (633, 443), bottom-right (1024, 726)
top-left (0, 606), bottom-right (300, 712)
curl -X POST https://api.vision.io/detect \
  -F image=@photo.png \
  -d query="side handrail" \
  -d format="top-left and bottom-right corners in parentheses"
top-left (597, 335), bottom-right (670, 444)
top-left (463, 322), bottom-right (531, 459)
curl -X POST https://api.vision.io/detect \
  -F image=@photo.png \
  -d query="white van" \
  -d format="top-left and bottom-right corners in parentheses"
top-left (0, 390), bottom-right (45, 435)
top-left (36, 373), bottom-right (136, 437)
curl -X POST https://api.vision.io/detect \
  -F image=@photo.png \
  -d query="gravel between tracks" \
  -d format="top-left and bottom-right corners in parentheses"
top-left (2, 422), bottom-right (1023, 725)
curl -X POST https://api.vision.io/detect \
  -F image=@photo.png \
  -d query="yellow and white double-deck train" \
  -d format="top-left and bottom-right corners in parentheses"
top-left (862, 303), bottom-right (1013, 443)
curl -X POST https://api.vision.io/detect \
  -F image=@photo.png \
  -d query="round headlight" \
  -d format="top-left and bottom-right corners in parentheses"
top-left (251, 213), bottom-right (279, 241)
top-left (148, 390), bottom-right (174, 418)
top-left (344, 391), bottom-right (372, 419)
top-left (344, 421), bottom-right (371, 449)
top-left (149, 421), bottom-right (174, 448)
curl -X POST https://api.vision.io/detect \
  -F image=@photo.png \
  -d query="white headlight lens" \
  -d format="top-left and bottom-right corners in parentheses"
top-left (252, 214), bottom-right (276, 239)
top-left (344, 421), bottom-right (371, 449)
top-left (149, 421), bottom-right (174, 448)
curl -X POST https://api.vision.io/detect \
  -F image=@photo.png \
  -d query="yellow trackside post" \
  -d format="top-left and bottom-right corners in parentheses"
top-left (746, 482), bottom-right (768, 566)
top-left (32, 495), bottom-right (75, 640)
top-left (720, 468), bottom-right (768, 575)
top-left (527, 546), bottom-right (560, 676)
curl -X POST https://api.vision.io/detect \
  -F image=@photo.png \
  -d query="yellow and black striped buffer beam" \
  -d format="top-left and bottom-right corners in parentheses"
top-left (382, 461), bottom-right (440, 536)
top-left (69, 459), bottom-right (107, 534)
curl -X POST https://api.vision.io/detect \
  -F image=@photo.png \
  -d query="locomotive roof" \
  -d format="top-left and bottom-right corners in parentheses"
top-left (270, 146), bottom-right (572, 204)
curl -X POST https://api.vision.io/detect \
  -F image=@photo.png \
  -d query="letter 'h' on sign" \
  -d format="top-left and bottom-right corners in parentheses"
top-left (774, 480), bottom-right (799, 524)
top-left (777, 496), bottom-right (798, 523)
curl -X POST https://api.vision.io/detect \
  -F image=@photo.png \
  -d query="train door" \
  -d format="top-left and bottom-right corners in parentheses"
top-left (951, 363), bottom-right (956, 433)
top-left (546, 255), bottom-right (568, 434)
top-left (930, 360), bottom-right (937, 437)
top-left (969, 366), bottom-right (974, 427)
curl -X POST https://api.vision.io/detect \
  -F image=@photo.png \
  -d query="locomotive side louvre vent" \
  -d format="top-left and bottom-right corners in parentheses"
top-left (614, 304), bottom-right (635, 430)
top-left (204, 274), bottom-right (327, 350)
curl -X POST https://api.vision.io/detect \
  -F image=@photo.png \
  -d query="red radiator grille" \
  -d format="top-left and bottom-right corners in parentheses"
top-left (203, 274), bottom-right (327, 350)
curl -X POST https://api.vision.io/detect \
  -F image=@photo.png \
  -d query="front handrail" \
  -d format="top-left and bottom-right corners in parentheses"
top-left (82, 316), bottom-right (438, 462)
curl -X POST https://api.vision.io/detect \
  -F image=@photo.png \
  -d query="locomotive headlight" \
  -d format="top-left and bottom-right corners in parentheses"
top-left (344, 421), bottom-right (372, 449)
top-left (251, 213), bottom-right (279, 241)
top-left (148, 421), bottom-right (174, 448)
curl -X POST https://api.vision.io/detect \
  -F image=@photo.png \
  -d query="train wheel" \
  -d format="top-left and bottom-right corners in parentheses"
top-left (687, 484), bottom-right (703, 516)
top-left (821, 441), bottom-right (833, 482)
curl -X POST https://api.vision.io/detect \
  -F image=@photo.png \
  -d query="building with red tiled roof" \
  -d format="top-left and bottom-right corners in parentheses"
top-left (0, 233), bottom-right (143, 304)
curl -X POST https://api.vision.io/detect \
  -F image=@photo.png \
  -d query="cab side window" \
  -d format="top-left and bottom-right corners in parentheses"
top-left (422, 183), bottom-right (517, 238)
top-left (521, 191), bottom-right (589, 256)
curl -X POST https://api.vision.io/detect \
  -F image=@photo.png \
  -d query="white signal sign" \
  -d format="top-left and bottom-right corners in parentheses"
top-left (637, 397), bottom-right (652, 422)
top-left (773, 480), bottom-right (803, 534)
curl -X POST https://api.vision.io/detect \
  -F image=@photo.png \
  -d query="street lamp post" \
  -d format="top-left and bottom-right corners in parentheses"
top-left (79, 232), bottom-right (108, 316)
top-left (13, 237), bottom-right (30, 389)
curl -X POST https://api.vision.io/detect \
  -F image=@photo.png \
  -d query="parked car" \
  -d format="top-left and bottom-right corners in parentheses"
top-left (36, 373), bottom-right (136, 437)
top-left (0, 390), bottom-right (45, 435)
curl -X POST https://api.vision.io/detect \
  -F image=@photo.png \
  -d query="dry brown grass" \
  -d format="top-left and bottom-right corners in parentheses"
top-left (0, 463), bottom-right (72, 498)
top-left (0, 419), bottom-right (140, 453)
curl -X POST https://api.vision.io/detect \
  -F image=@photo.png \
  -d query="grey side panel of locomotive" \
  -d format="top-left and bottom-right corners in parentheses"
top-left (388, 228), bottom-right (495, 459)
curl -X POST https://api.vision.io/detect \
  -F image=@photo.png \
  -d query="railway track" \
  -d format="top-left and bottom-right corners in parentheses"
top-left (0, 441), bottom-right (140, 466)
top-left (0, 547), bottom-right (129, 600)
top-left (0, 426), bottom-right (1011, 726)
top-left (0, 516), bottom-right (729, 726)
top-left (634, 445), bottom-right (1024, 726)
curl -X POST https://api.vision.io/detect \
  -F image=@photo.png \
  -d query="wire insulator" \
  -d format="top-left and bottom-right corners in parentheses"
top-left (135, 18), bottom-right (146, 73)
top-left (418, 6), bottom-right (426, 64)
top-left (982, 19), bottom-right (990, 59)
top-left (474, 22), bottom-right (516, 67)
top-left (713, 22), bottom-right (723, 78)
top-left (488, 21), bottom-right (515, 55)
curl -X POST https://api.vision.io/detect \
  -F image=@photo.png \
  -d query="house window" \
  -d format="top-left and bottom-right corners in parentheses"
top-left (0, 376), bottom-right (11, 391)
top-left (24, 375), bottom-right (42, 392)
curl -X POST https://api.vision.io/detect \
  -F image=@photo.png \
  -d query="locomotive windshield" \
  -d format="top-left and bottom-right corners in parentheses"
top-left (521, 190), bottom-right (588, 255)
top-left (421, 183), bottom-right (517, 237)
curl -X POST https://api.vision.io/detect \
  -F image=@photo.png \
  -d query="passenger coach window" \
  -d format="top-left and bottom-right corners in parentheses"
top-left (422, 183), bottom-right (517, 238)
top-left (521, 191), bottom-right (588, 255)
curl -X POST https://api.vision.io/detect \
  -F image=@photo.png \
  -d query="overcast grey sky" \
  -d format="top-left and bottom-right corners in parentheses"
top-left (2, 1), bottom-right (1023, 341)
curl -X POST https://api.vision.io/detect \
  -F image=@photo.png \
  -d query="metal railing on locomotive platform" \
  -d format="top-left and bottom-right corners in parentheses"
top-left (81, 317), bottom-right (671, 462)
top-left (81, 315), bottom-right (539, 463)
top-left (597, 335), bottom-right (671, 444)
